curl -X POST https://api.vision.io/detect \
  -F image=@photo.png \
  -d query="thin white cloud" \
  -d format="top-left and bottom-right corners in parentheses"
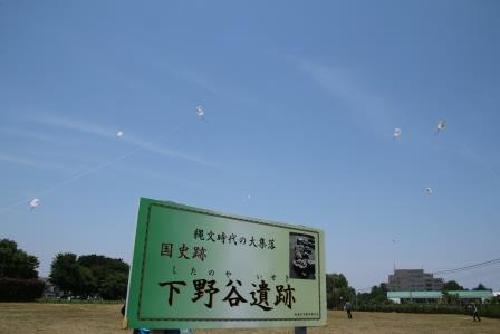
top-left (150, 57), bottom-right (261, 108)
top-left (291, 56), bottom-right (396, 133)
top-left (0, 127), bottom-right (59, 143)
top-left (111, 164), bottom-right (201, 190)
top-left (0, 152), bottom-right (72, 172)
top-left (29, 115), bottom-right (116, 139)
top-left (124, 135), bottom-right (219, 168)
top-left (160, 64), bottom-right (219, 96)
top-left (28, 114), bottom-right (219, 168)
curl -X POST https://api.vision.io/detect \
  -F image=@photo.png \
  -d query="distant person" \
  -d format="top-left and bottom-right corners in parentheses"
top-left (344, 301), bottom-right (353, 319)
top-left (472, 303), bottom-right (481, 322)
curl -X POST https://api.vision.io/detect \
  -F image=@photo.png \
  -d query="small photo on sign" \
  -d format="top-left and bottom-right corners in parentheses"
top-left (289, 232), bottom-right (316, 279)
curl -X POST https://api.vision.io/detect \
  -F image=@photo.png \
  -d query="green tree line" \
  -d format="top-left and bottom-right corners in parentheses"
top-left (0, 238), bottom-right (128, 301)
top-left (2, 238), bottom-right (497, 306)
top-left (50, 253), bottom-right (129, 299)
top-left (0, 238), bottom-right (45, 301)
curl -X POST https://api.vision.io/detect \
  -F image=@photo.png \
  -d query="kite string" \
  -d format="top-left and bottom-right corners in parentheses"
top-left (0, 150), bottom-right (142, 215)
top-left (0, 120), bottom-right (189, 215)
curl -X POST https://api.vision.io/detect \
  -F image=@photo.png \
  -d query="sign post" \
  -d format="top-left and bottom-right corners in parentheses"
top-left (126, 198), bottom-right (326, 331)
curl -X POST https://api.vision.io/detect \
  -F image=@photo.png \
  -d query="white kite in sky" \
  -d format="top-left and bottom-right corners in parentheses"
top-left (424, 187), bottom-right (433, 195)
top-left (393, 127), bottom-right (402, 139)
top-left (116, 131), bottom-right (124, 137)
top-left (195, 105), bottom-right (205, 119)
top-left (436, 120), bottom-right (447, 133)
top-left (29, 198), bottom-right (40, 210)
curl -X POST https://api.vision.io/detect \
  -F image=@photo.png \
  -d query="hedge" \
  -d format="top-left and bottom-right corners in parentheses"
top-left (37, 297), bottom-right (123, 304)
top-left (0, 277), bottom-right (45, 302)
top-left (354, 304), bottom-right (500, 319)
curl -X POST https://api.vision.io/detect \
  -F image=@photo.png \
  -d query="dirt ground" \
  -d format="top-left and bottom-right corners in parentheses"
top-left (1, 303), bottom-right (499, 334)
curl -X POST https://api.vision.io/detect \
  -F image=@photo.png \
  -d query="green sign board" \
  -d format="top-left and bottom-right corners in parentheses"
top-left (126, 198), bottom-right (326, 329)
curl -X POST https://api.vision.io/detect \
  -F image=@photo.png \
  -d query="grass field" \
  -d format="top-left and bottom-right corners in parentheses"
top-left (1, 303), bottom-right (500, 334)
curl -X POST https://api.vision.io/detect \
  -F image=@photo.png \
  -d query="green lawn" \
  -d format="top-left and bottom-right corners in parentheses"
top-left (1, 303), bottom-right (499, 333)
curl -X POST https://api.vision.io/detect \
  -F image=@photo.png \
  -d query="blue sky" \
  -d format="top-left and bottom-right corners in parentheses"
top-left (1, 0), bottom-right (499, 290)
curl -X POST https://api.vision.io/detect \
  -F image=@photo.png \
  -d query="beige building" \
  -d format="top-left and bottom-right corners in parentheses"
top-left (387, 269), bottom-right (443, 291)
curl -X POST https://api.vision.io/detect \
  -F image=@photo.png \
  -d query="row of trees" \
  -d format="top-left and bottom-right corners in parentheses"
top-left (50, 253), bottom-right (129, 299)
top-left (2, 237), bottom-right (496, 305)
top-left (326, 274), bottom-right (497, 309)
top-left (326, 274), bottom-right (397, 308)
top-left (0, 238), bottom-right (128, 301)
top-left (2, 237), bottom-right (362, 305)
top-left (0, 239), bottom-right (39, 278)
top-left (443, 279), bottom-right (490, 291)
top-left (0, 239), bottom-right (45, 301)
